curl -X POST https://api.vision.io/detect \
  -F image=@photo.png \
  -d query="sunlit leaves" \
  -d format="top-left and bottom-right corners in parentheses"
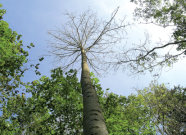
top-left (138, 83), bottom-right (186, 134)
top-left (1, 66), bottom-right (185, 134)
top-left (103, 93), bottom-right (155, 134)
top-left (0, 6), bottom-right (30, 113)
top-left (24, 68), bottom-right (83, 134)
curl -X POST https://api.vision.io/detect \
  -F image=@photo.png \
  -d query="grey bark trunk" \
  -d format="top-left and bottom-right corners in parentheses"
top-left (81, 49), bottom-right (108, 135)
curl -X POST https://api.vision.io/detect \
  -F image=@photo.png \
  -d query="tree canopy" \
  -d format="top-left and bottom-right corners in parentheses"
top-left (0, 4), bottom-right (42, 107)
top-left (48, 8), bottom-right (128, 74)
top-left (116, 0), bottom-right (186, 73)
top-left (0, 5), bottom-right (42, 134)
top-left (1, 67), bottom-right (185, 134)
top-left (132, 0), bottom-right (185, 50)
top-left (0, 4), bottom-right (28, 93)
top-left (138, 83), bottom-right (186, 134)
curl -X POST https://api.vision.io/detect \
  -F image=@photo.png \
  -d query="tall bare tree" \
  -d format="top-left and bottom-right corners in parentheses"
top-left (48, 8), bottom-right (128, 134)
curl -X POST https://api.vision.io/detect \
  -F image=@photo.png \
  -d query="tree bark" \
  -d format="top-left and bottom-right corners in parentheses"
top-left (81, 49), bottom-right (108, 135)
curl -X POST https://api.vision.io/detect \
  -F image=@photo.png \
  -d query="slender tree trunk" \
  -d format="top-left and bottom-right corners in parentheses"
top-left (81, 49), bottom-right (108, 135)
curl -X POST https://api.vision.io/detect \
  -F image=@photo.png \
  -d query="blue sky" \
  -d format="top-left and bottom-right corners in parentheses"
top-left (1, 0), bottom-right (186, 96)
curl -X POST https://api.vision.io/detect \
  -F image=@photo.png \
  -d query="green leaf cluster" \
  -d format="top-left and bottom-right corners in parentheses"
top-left (103, 93), bottom-right (155, 134)
top-left (0, 5), bottom-right (43, 134)
top-left (0, 5), bottom-right (30, 96)
top-left (132, 0), bottom-right (186, 52)
top-left (138, 83), bottom-right (186, 134)
top-left (0, 68), bottom-right (83, 135)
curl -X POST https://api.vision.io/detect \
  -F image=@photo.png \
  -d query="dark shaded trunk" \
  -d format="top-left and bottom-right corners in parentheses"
top-left (81, 49), bottom-right (108, 135)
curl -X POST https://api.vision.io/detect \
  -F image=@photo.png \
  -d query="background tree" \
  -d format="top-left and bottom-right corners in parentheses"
top-left (138, 83), bottom-right (186, 135)
top-left (0, 5), bottom-right (30, 129)
top-left (0, 5), bottom-right (43, 134)
top-left (0, 4), bottom-right (41, 99)
top-left (0, 4), bottom-right (28, 96)
top-left (102, 93), bottom-right (155, 134)
top-left (48, 8), bottom-right (128, 134)
top-left (115, 0), bottom-right (185, 73)
top-left (0, 68), bottom-right (83, 135)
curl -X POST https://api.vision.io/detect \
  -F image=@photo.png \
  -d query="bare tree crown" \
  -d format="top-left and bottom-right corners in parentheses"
top-left (48, 7), bottom-right (128, 74)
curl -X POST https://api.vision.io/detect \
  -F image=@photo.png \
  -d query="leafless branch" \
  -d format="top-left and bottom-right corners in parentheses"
top-left (48, 8), bottom-right (129, 73)
top-left (111, 37), bottom-right (186, 74)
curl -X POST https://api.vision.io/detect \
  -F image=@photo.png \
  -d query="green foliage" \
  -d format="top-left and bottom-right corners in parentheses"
top-left (0, 5), bottom-right (43, 104)
top-left (0, 19), bottom-right (28, 87)
top-left (138, 83), bottom-right (186, 135)
top-left (1, 67), bottom-right (185, 134)
top-left (0, 5), bottom-right (44, 134)
top-left (0, 68), bottom-right (83, 134)
top-left (103, 93), bottom-right (155, 135)
top-left (25, 68), bottom-right (83, 134)
top-left (0, 6), bottom-right (31, 123)
top-left (131, 0), bottom-right (186, 52)
top-left (0, 5), bottom-right (32, 98)
top-left (0, 4), bottom-right (6, 20)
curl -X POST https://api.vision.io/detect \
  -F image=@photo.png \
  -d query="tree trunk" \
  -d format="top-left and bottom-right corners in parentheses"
top-left (81, 49), bottom-right (108, 135)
